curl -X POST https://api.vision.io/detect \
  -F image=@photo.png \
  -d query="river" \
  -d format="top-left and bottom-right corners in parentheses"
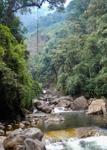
top-left (41, 112), bottom-right (107, 150)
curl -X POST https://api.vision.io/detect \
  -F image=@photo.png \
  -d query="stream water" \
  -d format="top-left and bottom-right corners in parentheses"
top-left (43, 112), bottom-right (107, 131)
top-left (42, 112), bottom-right (107, 150)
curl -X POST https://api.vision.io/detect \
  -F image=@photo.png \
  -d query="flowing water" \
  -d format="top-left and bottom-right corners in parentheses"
top-left (42, 111), bottom-right (107, 150)
top-left (45, 136), bottom-right (107, 150)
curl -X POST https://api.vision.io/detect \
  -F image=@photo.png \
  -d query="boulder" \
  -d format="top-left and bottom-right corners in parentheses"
top-left (72, 96), bottom-right (88, 110)
top-left (41, 106), bottom-right (52, 113)
top-left (76, 127), bottom-right (102, 138)
top-left (87, 99), bottom-right (107, 115)
top-left (57, 100), bottom-right (71, 108)
top-left (25, 138), bottom-right (46, 150)
top-left (3, 128), bottom-right (44, 150)
top-left (36, 103), bottom-right (52, 113)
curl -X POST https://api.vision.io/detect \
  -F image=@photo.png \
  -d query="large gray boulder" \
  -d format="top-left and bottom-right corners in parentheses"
top-left (72, 96), bottom-right (88, 110)
top-left (87, 99), bottom-right (107, 115)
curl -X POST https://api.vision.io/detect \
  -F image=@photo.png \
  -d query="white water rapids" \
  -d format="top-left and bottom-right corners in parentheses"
top-left (45, 136), bottom-right (107, 150)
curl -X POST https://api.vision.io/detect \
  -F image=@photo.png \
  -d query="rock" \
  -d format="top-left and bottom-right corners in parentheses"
top-left (4, 136), bottom-right (24, 150)
top-left (57, 100), bottom-right (71, 108)
top-left (6, 125), bottom-right (12, 131)
top-left (0, 130), bottom-right (4, 136)
top-left (87, 99), bottom-right (107, 115)
top-left (34, 101), bottom-right (44, 108)
top-left (73, 96), bottom-right (88, 110)
top-left (55, 96), bottom-right (73, 102)
top-left (30, 121), bottom-right (36, 127)
top-left (6, 131), bottom-right (12, 136)
top-left (34, 100), bottom-right (52, 113)
top-left (50, 99), bottom-right (59, 105)
top-left (0, 136), bottom-right (6, 150)
top-left (22, 128), bottom-right (44, 141)
top-left (41, 106), bottom-right (52, 113)
top-left (15, 145), bottom-right (25, 150)
top-left (21, 121), bottom-right (30, 128)
top-left (36, 103), bottom-right (52, 113)
top-left (25, 138), bottom-right (46, 150)
top-left (0, 124), bottom-right (5, 130)
top-left (4, 128), bottom-right (44, 150)
top-left (32, 99), bottom-right (39, 104)
top-left (45, 115), bottom-right (64, 125)
top-left (19, 123), bottom-right (25, 129)
top-left (76, 127), bottom-right (105, 138)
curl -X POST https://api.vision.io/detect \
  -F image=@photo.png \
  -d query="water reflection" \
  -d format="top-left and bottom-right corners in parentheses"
top-left (41, 112), bottom-right (107, 132)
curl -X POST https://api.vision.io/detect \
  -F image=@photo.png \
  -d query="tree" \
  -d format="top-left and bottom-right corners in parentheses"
top-left (0, 0), bottom-right (65, 24)
top-left (0, 24), bottom-right (41, 121)
top-left (0, 0), bottom-right (65, 41)
top-left (33, 0), bottom-right (107, 98)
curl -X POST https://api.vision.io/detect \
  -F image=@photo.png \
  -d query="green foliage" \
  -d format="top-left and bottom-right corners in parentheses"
top-left (0, 24), bottom-right (41, 120)
top-left (34, 0), bottom-right (107, 98)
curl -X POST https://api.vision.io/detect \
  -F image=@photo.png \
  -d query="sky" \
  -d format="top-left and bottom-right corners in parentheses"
top-left (17, 0), bottom-right (71, 33)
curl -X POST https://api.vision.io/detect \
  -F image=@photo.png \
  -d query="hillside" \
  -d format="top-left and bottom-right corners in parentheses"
top-left (26, 10), bottom-right (66, 54)
top-left (30, 0), bottom-right (107, 98)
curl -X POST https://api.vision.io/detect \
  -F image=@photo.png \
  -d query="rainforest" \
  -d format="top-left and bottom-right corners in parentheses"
top-left (0, 0), bottom-right (107, 150)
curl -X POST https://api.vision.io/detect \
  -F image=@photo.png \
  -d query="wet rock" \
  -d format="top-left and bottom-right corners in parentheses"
top-left (4, 128), bottom-right (44, 150)
top-left (73, 96), bottom-right (88, 110)
top-left (87, 99), bottom-right (107, 115)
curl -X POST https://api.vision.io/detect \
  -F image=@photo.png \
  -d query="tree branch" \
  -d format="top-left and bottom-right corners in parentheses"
top-left (12, 0), bottom-right (45, 12)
